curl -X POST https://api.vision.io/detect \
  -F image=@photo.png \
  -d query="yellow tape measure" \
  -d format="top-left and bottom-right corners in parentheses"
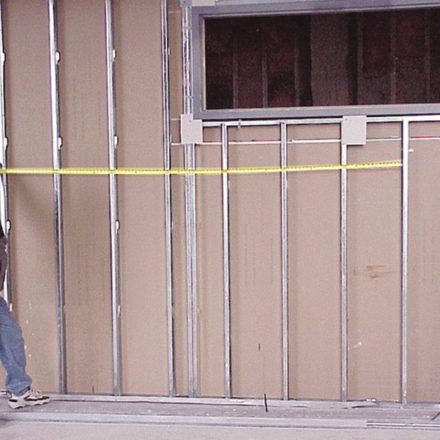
top-left (0, 160), bottom-right (402, 176)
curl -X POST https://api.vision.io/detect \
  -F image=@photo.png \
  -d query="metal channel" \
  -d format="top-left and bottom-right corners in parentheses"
top-left (182, 2), bottom-right (198, 397)
top-left (176, 137), bottom-right (403, 148)
top-left (280, 121), bottom-right (289, 400)
top-left (105, 0), bottom-right (122, 396)
top-left (340, 141), bottom-right (348, 402)
top-left (0, 0), bottom-right (10, 303)
top-left (401, 119), bottom-right (409, 405)
top-left (161, 0), bottom-right (175, 397)
top-left (51, 392), bottom-right (387, 408)
top-left (48, 0), bottom-right (67, 394)
top-left (221, 123), bottom-right (231, 398)
top-left (203, 115), bottom-right (440, 129)
top-left (204, 119), bottom-right (343, 128)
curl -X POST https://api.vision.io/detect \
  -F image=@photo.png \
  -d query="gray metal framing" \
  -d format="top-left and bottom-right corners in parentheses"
top-left (47, 391), bottom-right (440, 411)
top-left (105, 0), bottom-right (122, 396)
top-left (401, 119), bottom-right (409, 405)
top-left (207, 0), bottom-right (440, 11)
top-left (280, 121), bottom-right (289, 400)
top-left (161, 0), bottom-right (176, 398)
top-left (48, 0), bottom-right (67, 394)
top-left (182, 2), bottom-right (199, 398)
top-left (340, 141), bottom-right (348, 401)
top-left (191, 0), bottom-right (440, 120)
top-left (221, 123), bottom-right (232, 398)
top-left (201, 114), bottom-right (439, 403)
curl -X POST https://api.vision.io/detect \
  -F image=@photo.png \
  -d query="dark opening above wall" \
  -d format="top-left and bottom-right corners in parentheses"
top-left (204, 9), bottom-right (440, 111)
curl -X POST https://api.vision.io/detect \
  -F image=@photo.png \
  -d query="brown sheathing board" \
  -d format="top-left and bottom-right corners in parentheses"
top-left (58, 0), bottom-right (112, 393)
top-left (287, 124), bottom-right (341, 400)
top-left (170, 146), bottom-right (188, 396)
top-left (196, 137), bottom-right (225, 397)
top-left (2, 0), bottom-right (58, 392)
top-left (114, 0), bottom-right (168, 396)
top-left (408, 122), bottom-right (440, 402)
top-left (347, 125), bottom-right (402, 401)
top-left (228, 126), bottom-right (282, 399)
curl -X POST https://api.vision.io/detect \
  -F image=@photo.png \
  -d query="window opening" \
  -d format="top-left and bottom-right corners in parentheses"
top-left (203, 8), bottom-right (440, 112)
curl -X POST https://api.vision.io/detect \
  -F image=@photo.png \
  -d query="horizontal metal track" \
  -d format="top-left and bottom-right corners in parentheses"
top-left (203, 114), bottom-right (440, 127)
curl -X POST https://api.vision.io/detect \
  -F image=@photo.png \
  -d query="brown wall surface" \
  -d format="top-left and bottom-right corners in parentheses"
top-left (58, 0), bottom-right (112, 394)
top-left (3, 0), bottom-right (58, 393)
top-left (2, 0), bottom-right (440, 404)
top-left (288, 124), bottom-right (341, 400)
top-left (170, 145), bottom-right (188, 396)
top-left (229, 126), bottom-right (282, 399)
top-left (114, 0), bottom-right (168, 397)
top-left (408, 122), bottom-right (440, 402)
top-left (347, 125), bottom-right (402, 401)
top-left (196, 138), bottom-right (225, 397)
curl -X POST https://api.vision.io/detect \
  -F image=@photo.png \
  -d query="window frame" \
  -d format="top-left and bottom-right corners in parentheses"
top-left (192, 0), bottom-right (440, 119)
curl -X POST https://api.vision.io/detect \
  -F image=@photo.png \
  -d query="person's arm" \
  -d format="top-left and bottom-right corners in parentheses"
top-left (0, 221), bottom-right (7, 289)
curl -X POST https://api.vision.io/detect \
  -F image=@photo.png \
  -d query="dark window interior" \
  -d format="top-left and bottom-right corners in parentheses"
top-left (204, 9), bottom-right (440, 110)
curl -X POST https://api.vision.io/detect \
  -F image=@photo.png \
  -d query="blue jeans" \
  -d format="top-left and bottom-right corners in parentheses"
top-left (0, 296), bottom-right (31, 395)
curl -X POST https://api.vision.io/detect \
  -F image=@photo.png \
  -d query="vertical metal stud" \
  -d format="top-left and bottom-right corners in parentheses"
top-left (105, 0), bottom-right (122, 396)
top-left (280, 121), bottom-right (289, 400)
top-left (341, 141), bottom-right (348, 402)
top-left (48, 0), bottom-right (67, 394)
top-left (221, 123), bottom-right (231, 399)
top-left (401, 119), bottom-right (409, 405)
top-left (190, 144), bottom-right (198, 398)
top-left (161, 0), bottom-right (175, 397)
top-left (181, 2), bottom-right (198, 397)
top-left (0, 0), bottom-right (10, 304)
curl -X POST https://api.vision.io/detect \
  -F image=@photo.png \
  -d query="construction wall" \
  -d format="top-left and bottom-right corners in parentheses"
top-left (1, 0), bottom-right (440, 404)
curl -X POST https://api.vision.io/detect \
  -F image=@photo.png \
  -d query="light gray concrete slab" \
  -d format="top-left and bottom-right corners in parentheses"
top-left (1, 397), bottom-right (440, 439)
top-left (2, 421), bottom-right (440, 440)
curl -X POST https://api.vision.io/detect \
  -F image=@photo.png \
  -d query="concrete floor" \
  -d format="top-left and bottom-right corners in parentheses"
top-left (1, 397), bottom-right (440, 439)
top-left (3, 421), bottom-right (440, 440)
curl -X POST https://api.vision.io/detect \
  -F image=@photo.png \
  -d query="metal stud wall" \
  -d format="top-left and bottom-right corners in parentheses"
top-left (0, 0), bottom-right (439, 408)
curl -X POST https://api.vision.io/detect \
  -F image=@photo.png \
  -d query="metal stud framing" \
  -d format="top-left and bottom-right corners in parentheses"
top-left (0, 0), bottom-right (10, 304)
top-left (181, 2), bottom-right (198, 398)
top-left (340, 140), bottom-right (348, 402)
top-left (105, 0), bottom-right (122, 396)
top-left (221, 123), bottom-right (232, 398)
top-left (201, 115), bottom-right (429, 404)
top-left (280, 121), bottom-right (289, 400)
top-left (2, 0), bottom-right (440, 408)
top-left (161, 0), bottom-right (176, 398)
top-left (48, 0), bottom-right (67, 394)
top-left (401, 119), bottom-right (409, 405)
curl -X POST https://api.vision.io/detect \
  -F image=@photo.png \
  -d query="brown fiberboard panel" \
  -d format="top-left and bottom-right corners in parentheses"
top-left (3, 0), bottom-right (58, 392)
top-left (58, 0), bottom-right (112, 394)
top-left (115, 0), bottom-right (168, 396)
top-left (287, 128), bottom-right (341, 400)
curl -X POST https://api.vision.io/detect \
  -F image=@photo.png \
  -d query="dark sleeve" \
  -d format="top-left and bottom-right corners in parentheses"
top-left (0, 223), bottom-right (7, 288)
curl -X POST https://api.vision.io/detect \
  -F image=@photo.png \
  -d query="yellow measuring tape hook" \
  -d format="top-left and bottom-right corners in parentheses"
top-left (0, 160), bottom-right (402, 176)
